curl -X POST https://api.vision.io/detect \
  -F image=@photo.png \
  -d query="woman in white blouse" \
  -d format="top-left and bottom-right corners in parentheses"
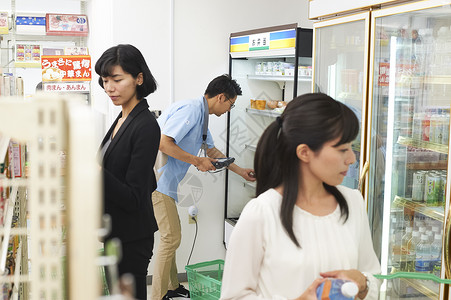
top-left (220, 93), bottom-right (381, 300)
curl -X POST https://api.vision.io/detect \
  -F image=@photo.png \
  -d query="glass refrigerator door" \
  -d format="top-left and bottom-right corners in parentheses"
top-left (313, 12), bottom-right (370, 190)
top-left (367, 1), bottom-right (451, 299)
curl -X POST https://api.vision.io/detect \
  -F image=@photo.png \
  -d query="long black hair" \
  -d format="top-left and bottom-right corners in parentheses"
top-left (95, 44), bottom-right (157, 100)
top-left (254, 93), bottom-right (359, 247)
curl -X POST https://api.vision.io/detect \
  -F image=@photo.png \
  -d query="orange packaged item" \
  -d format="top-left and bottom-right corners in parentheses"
top-left (278, 101), bottom-right (287, 107)
top-left (250, 99), bottom-right (257, 109)
top-left (267, 100), bottom-right (278, 109)
top-left (256, 100), bottom-right (266, 110)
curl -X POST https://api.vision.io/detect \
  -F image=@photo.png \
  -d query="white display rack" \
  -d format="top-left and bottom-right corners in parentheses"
top-left (0, 94), bottom-right (101, 300)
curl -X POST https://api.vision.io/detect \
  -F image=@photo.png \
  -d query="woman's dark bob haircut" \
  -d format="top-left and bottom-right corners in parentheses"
top-left (95, 44), bottom-right (157, 100)
top-left (254, 93), bottom-right (360, 247)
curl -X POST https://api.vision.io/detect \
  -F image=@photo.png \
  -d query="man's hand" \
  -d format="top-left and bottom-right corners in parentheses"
top-left (239, 168), bottom-right (256, 182)
top-left (194, 157), bottom-right (217, 172)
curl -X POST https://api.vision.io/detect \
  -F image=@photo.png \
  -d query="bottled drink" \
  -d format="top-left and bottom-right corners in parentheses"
top-left (418, 226), bottom-right (426, 235)
top-left (431, 233), bottom-right (442, 277)
top-left (412, 113), bottom-right (423, 140)
top-left (316, 279), bottom-right (358, 300)
top-left (390, 217), bottom-right (404, 269)
top-left (415, 234), bottom-right (432, 273)
top-left (432, 225), bottom-right (440, 235)
top-left (400, 227), bottom-right (412, 271)
top-left (406, 230), bottom-right (421, 272)
top-left (426, 231), bottom-right (434, 243)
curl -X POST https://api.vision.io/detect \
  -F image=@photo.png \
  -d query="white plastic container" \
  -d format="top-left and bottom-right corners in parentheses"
top-left (316, 278), bottom-right (358, 300)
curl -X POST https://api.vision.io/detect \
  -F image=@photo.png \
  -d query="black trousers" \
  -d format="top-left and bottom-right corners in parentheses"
top-left (106, 237), bottom-right (154, 300)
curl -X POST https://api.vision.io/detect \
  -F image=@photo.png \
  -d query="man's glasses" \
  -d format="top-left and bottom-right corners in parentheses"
top-left (226, 97), bottom-right (235, 109)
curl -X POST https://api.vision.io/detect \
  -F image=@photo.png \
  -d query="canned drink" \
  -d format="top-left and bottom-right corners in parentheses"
top-left (412, 171), bottom-right (426, 202)
top-left (438, 175), bottom-right (446, 206)
top-left (422, 115), bottom-right (430, 142)
top-left (442, 117), bottom-right (449, 145)
top-left (412, 113), bottom-right (422, 140)
top-left (424, 173), bottom-right (440, 206)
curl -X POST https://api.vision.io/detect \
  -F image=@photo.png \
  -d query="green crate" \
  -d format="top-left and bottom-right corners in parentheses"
top-left (185, 259), bottom-right (224, 300)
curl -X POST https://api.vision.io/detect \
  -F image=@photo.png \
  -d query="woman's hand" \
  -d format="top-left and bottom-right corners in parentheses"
top-left (320, 269), bottom-right (368, 298)
top-left (293, 277), bottom-right (325, 300)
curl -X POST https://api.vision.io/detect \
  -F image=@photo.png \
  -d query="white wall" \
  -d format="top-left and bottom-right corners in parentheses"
top-left (88, 0), bottom-right (313, 281)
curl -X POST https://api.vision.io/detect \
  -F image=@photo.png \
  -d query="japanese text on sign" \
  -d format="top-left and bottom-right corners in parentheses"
top-left (43, 82), bottom-right (90, 92)
top-left (41, 55), bottom-right (91, 82)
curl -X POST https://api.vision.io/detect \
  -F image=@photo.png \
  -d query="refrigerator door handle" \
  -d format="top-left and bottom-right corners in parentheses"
top-left (358, 160), bottom-right (369, 193)
top-left (445, 210), bottom-right (451, 278)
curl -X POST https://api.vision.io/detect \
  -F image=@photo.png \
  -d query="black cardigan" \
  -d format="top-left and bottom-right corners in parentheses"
top-left (100, 99), bottom-right (160, 242)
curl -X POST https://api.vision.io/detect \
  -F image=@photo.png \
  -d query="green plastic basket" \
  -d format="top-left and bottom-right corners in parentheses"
top-left (185, 259), bottom-right (224, 300)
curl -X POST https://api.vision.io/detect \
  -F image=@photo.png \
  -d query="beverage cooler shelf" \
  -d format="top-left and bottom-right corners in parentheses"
top-left (245, 107), bottom-right (282, 118)
top-left (244, 144), bottom-right (257, 152)
top-left (393, 196), bottom-right (444, 222)
top-left (406, 162), bottom-right (447, 171)
top-left (423, 75), bottom-right (451, 85)
top-left (400, 278), bottom-right (438, 300)
top-left (247, 75), bottom-right (312, 82)
top-left (397, 136), bottom-right (448, 154)
top-left (244, 181), bottom-right (256, 189)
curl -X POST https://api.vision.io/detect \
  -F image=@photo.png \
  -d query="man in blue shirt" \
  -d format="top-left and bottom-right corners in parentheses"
top-left (151, 75), bottom-right (255, 300)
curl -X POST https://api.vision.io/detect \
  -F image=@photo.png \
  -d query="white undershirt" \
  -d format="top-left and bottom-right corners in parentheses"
top-left (220, 186), bottom-right (381, 300)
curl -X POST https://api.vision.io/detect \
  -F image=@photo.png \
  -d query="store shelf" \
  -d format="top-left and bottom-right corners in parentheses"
top-left (423, 75), bottom-right (451, 85)
top-left (406, 161), bottom-right (448, 170)
top-left (400, 278), bottom-right (438, 300)
top-left (246, 107), bottom-right (282, 118)
top-left (393, 196), bottom-right (444, 222)
top-left (247, 74), bottom-right (312, 82)
top-left (244, 181), bottom-right (256, 189)
top-left (3, 33), bottom-right (86, 43)
top-left (0, 178), bottom-right (29, 188)
top-left (244, 144), bottom-right (257, 152)
top-left (225, 218), bottom-right (238, 226)
top-left (397, 136), bottom-right (449, 154)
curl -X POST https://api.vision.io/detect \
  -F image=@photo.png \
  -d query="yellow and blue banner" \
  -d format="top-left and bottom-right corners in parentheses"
top-left (230, 29), bottom-right (296, 53)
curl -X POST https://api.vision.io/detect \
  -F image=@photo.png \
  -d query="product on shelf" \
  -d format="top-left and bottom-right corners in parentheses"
top-left (411, 170), bottom-right (446, 206)
top-left (0, 12), bottom-right (8, 34)
top-left (255, 100), bottom-right (266, 110)
top-left (15, 14), bottom-right (46, 35)
top-left (45, 13), bottom-right (89, 36)
top-left (267, 100), bottom-right (278, 109)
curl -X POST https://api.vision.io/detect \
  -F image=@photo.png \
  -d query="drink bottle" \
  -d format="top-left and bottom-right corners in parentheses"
top-left (406, 231), bottom-right (421, 272)
top-left (390, 217), bottom-right (404, 268)
top-left (430, 233), bottom-right (442, 277)
top-left (400, 227), bottom-right (412, 271)
top-left (316, 279), bottom-right (358, 300)
top-left (415, 234), bottom-right (432, 273)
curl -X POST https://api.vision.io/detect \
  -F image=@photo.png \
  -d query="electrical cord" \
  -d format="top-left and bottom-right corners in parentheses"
top-left (186, 216), bottom-right (198, 266)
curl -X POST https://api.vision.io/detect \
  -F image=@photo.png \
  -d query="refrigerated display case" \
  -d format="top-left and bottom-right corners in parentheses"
top-left (312, 12), bottom-right (371, 190)
top-left (366, 1), bottom-right (451, 299)
top-left (224, 24), bottom-right (312, 247)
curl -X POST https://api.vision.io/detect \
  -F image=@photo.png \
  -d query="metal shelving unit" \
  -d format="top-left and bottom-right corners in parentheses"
top-left (0, 94), bottom-right (101, 300)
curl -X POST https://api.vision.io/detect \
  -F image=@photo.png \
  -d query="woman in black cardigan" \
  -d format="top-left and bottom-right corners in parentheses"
top-left (96, 44), bottom-right (160, 300)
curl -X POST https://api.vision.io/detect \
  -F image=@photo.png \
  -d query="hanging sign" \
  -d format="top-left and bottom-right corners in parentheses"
top-left (249, 33), bottom-right (270, 51)
top-left (230, 28), bottom-right (296, 53)
top-left (41, 55), bottom-right (92, 82)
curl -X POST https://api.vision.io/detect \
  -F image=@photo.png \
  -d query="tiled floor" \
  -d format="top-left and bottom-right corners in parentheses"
top-left (146, 282), bottom-right (189, 300)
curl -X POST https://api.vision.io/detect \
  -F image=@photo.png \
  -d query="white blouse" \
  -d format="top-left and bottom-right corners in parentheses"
top-left (220, 186), bottom-right (381, 300)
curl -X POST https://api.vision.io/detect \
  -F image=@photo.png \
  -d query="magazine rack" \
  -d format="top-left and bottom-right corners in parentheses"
top-left (0, 93), bottom-right (101, 300)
